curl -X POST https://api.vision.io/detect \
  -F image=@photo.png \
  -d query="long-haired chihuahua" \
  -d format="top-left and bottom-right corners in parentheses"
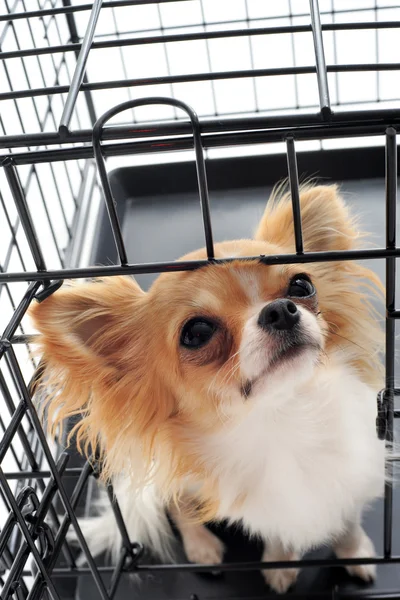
top-left (30, 185), bottom-right (385, 593)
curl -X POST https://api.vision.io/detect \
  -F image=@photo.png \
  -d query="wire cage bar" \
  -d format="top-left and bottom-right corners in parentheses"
top-left (0, 1), bottom-right (400, 599)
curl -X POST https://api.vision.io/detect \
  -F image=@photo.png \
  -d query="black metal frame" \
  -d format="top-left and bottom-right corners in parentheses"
top-left (0, 1), bottom-right (399, 599)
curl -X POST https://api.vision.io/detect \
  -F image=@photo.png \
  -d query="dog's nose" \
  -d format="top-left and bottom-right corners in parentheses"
top-left (258, 299), bottom-right (300, 331)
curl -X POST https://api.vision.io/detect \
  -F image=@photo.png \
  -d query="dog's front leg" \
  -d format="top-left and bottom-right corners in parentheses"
top-left (333, 518), bottom-right (376, 582)
top-left (262, 538), bottom-right (301, 594)
top-left (169, 497), bottom-right (225, 567)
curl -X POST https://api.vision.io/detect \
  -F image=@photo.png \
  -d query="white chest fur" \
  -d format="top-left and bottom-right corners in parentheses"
top-left (203, 366), bottom-right (385, 552)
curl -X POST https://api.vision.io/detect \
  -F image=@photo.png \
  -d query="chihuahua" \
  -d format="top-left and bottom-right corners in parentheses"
top-left (30, 185), bottom-right (385, 593)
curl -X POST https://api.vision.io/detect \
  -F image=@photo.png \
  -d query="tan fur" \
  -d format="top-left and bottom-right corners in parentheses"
top-left (29, 185), bottom-right (384, 518)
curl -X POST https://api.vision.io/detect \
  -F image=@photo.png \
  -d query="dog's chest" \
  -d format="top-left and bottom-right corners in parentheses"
top-left (206, 375), bottom-right (384, 549)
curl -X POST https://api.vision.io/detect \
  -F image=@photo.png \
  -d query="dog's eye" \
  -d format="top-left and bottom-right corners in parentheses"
top-left (181, 318), bottom-right (216, 349)
top-left (287, 274), bottom-right (315, 298)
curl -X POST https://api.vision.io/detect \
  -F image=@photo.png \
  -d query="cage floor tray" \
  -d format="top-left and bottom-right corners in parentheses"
top-left (76, 152), bottom-right (400, 600)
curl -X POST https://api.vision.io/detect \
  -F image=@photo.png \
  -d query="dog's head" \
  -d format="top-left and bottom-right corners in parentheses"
top-left (29, 185), bottom-right (383, 483)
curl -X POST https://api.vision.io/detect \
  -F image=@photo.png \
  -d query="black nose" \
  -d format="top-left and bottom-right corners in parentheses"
top-left (258, 299), bottom-right (300, 331)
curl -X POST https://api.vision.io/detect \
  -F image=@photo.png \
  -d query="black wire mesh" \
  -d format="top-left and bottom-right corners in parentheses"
top-left (0, 1), bottom-right (399, 599)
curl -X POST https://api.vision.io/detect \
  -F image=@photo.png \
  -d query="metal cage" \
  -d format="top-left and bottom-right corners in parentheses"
top-left (0, 1), bottom-right (399, 599)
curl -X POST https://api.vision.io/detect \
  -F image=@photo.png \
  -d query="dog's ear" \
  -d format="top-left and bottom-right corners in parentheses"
top-left (29, 276), bottom-right (175, 478)
top-left (255, 184), bottom-right (358, 252)
top-left (29, 276), bottom-right (146, 369)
